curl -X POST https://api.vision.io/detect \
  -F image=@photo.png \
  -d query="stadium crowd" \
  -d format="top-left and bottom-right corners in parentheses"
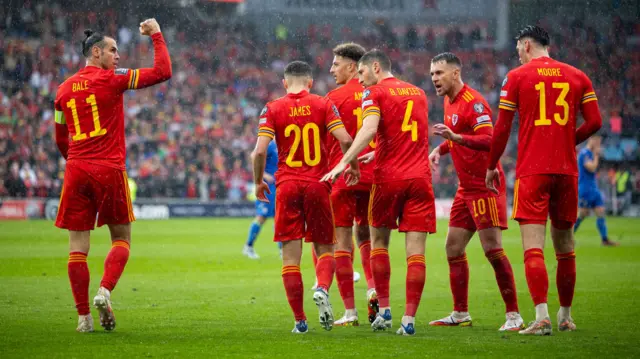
top-left (1, 2), bottom-right (639, 207)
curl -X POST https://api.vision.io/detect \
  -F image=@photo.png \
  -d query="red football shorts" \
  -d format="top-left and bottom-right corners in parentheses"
top-left (274, 180), bottom-right (336, 244)
top-left (512, 174), bottom-right (578, 225)
top-left (449, 191), bottom-right (508, 232)
top-left (369, 178), bottom-right (436, 233)
top-left (330, 186), bottom-right (371, 227)
top-left (56, 160), bottom-right (135, 231)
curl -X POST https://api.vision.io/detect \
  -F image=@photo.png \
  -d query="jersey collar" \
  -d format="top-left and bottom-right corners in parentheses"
top-left (449, 84), bottom-right (469, 104)
top-left (287, 90), bottom-right (309, 99)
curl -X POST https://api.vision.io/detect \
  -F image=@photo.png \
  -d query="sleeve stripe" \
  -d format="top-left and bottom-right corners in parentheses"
top-left (128, 70), bottom-right (134, 89)
top-left (258, 132), bottom-right (275, 139)
top-left (498, 105), bottom-right (516, 111)
top-left (129, 69), bottom-right (139, 89)
top-left (327, 120), bottom-right (344, 131)
top-left (54, 110), bottom-right (66, 124)
top-left (499, 101), bottom-right (516, 109)
top-left (327, 119), bottom-right (342, 127)
top-left (362, 109), bottom-right (381, 118)
top-left (500, 99), bottom-right (516, 105)
top-left (473, 123), bottom-right (493, 131)
top-left (581, 97), bottom-right (598, 104)
top-left (133, 70), bottom-right (140, 89)
top-left (362, 105), bottom-right (380, 112)
top-left (328, 124), bottom-right (345, 133)
top-left (582, 91), bottom-right (595, 98)
top-left (258, 126), bottom-right (275, 133)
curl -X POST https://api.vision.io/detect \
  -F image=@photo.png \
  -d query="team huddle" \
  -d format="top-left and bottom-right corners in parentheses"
top-left (53, 20), bottom-right (602, 337)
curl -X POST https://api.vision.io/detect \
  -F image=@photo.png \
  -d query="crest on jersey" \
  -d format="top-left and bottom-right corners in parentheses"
top-left (473, 103), bottom-right (484, 114)
top-left (115, 68), bottom-right (129, 75)
top-left (501, 76), bottom-right (508, 88)
top-left (452, 114), bottom-right (459, 126)
top-left (260, 106), bottom-right (268, 117)
top-left (363, 89), bottom-right (371, 99)
top-left (332, 105), bottom-right (340, 118)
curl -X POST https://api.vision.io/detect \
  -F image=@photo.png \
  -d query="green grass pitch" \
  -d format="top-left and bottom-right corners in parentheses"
top-left (0, 218), bottom-right (639, 358)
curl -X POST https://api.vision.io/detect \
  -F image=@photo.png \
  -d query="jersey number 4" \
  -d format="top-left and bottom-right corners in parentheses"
top-left (285, 123), bottom-right (321, 167)
top-left (66, 94), bottom-right (107, 141)
top-left (402, 100), bottom-right (418, 142)
top-left (534, 82), bottom-right (570, 127)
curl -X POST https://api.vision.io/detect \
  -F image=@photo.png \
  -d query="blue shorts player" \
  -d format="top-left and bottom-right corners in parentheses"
top-left (243, 139), bottom-right (280, 258)
top-left (574, 134), bottom-right (618, 246)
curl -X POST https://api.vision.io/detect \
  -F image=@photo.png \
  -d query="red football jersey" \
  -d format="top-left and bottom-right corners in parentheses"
top-left (54, 32), bottom-right (171, 170)
top-left (498, 56), bottom-right (597, 178)
top-left (443, 85), bottom-right (505, 197)
top-left (258, 90), bottom-right (344, 185)
top-left (326, 78), bottom-right (375, 189)
top-left (360, 77), bottom-right (430, 183)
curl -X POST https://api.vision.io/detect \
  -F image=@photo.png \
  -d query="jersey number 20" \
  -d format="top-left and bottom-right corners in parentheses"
top-left (284, 123), bottom-right (320, 167)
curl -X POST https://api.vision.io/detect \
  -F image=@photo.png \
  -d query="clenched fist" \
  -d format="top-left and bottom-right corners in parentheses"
top-left (139, 18), bottom-right (161, 36)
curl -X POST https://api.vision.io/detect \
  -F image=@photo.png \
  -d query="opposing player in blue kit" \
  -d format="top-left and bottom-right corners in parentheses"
top-left (244, 140), bottom-right (281, 258)
top-left (574, 134), bottom-right (618, 246)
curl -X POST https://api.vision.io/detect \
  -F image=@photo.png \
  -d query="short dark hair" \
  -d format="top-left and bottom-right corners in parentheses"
top-left (431, 52), bottom-right (462, 67)
top-left (515, 25), bottom-right (550, 47)
top-left (359, 49), bottom-right (391, 71)
top-left (82, 29), bottom-right (107, 57)
top-left (332, 42), bottom-right (366, 63)
top-left (284, 61), bottom-right (313, 78)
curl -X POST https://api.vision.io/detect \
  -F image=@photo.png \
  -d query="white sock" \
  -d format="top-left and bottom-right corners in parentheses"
top-left (401, 315), bottom-right (415, 325)
top-left (558, 306), bottom-right (571, 320)
top-left (380, 306), bottom-right (391, 315)
top-left (535, 303), bottom-right (549, 321)
top-left (453, 311), bottom-right (470, 319)
top-left (345, 308), bottom-right (357, 317)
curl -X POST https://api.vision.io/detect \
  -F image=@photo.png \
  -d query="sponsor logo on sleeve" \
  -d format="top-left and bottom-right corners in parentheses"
top-left (332, 105), bottom-right (340, 118)
top-left (362, 100), bottom-right (373, 107)
top-left (501, 76), bottom-right (508, 87)
top-left (260, 106), bottom-right (268, 116)
top-left (115, 68), bottom-right (129, 75)
top-left (500, 90), bottom-right (508, 97)
top-left (363, 89), bottom-right (370, 99)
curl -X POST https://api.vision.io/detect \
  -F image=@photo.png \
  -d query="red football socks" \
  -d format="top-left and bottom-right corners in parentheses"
top-left (68, 252), bottom-right (90, 315)
top-left (315, 253), bottom-right (335, 292)
top-left (359, 240), bottom-right (375, 290)
top-left (405, 254), bottom-right (426, 317)
top-left (100, 240), bottom-right (131, 292)
top-left (486, 248), bottom-right (519, 313)
top-left (282, 265), bottom-right (306, 321)
top-left (335, 250), bottom-right (355, 309)
top-left (370, 248), bottom-right (390, 308)
top-left (556, 251), bottom-right (576, 307)
top-left (448, 253), bottom-right (469, 312)
top-left (524, 248), bottom-right (548, 306)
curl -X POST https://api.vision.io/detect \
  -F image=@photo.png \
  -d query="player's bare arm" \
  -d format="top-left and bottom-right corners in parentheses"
top-left (330, 126), bottom-right (361, 185)
top-left (252, 136), bottom-right (272, 202)
top-left (358, 151), bottom-right (374, 164)
top-left (486, 108), bottom-right (514, 194)
top-left (321, 113), bottom-right (379, 183)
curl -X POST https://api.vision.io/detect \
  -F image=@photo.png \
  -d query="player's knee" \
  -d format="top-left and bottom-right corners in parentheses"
top-left (551, 219), bottom-right (573, 230)
top-left (594, 207), bottom-right (606, 218)
top-left (355, 224), bottom-right (370, 244)
top-left (444, 240), bottom-right (465, 257)
top-left (255, 216), bottom-right (266, 225)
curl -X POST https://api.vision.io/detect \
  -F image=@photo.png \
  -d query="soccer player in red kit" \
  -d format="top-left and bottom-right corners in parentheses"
top-left (486, 26), bottom-right (602, 335)
top-left (325, 42), bottom-right (378, 326)
top-left (252, 61), bottom-right (359, 333)
top-left (322, 50), bottom-right (435, 336)
top-left (427, 52), bottom-right (524, 331)
top-left (54, 19), bottom-right (172, 332)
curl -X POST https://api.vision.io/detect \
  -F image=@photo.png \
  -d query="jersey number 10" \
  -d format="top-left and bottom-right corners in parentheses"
top-left (534, 82), bottom-right (570, 127)
top-left (66, 94), bottom-right (107, 141)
